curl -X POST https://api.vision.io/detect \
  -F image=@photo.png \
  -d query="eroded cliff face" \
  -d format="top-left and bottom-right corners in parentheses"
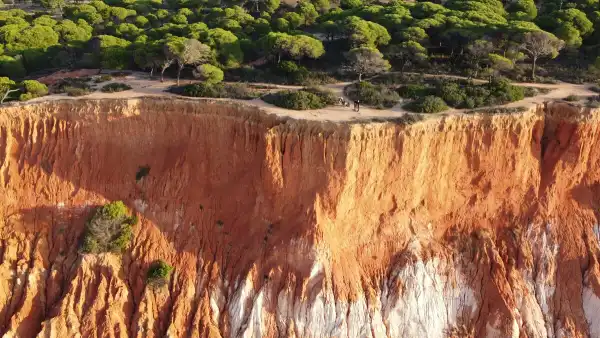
top-left (0, 98), bottom-right (599, 337)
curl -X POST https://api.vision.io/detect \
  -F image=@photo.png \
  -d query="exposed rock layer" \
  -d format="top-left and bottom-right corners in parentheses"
top-left (0, 98), bottom-right (598, 337)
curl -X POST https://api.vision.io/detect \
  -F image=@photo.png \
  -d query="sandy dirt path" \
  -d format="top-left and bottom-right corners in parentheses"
top-left (27, 71), bottom-right (599, 122)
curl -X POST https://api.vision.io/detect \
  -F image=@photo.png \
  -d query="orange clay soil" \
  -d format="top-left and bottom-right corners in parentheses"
top-left (0, 98), bottom-right (599, 337)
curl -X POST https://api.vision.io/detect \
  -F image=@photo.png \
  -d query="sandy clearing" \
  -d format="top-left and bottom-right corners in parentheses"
top-left (24, 71), bottom-right (599, 122)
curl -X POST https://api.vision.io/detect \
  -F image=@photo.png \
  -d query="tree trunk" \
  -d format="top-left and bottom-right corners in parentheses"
top-left (149, 67), bottom-right (154, 79)
top-left (160, 66), bottom-right (167, 82)
top-left (1, 89), bottom-right (19, 104)
top-left (400, 62), bottom-right (406, 75)
top-left (177, 65), bottom-right (182, 86)
top-left (277, 53), bottom-right (281, 64)
top-left (358, 73), bottom-right (362, 82)
top-left (531, 56), bottom-right (537, 82)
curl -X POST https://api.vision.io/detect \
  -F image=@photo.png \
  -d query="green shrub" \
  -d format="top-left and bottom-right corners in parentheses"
top-left (564, 95), bottom-right (580, 102)
top-left (302, 86), bottom-right (337, 105)
top-left (225, 66), bottom-right (335, 86)
top-left (95, 74), bottom-right (113, 83)
top-left (224, 83), bottom-right (261, 99)
top-left (397, 84), bottom-right (428, 99)
top-left (170, 83), bottom-right (259, 100)
top-left (22, 80), bottom-right (48, 96)
top-left (277, 61), bottom-right (300, 74)
top-left (18, 80), bottom-right (48, 101)
top-left (53, 78), bottom-right (93, 96)
top-left (193, 64), bottom-right (224, 85)
top-left (405, 95), bottom-right (448, 114)
top-left (523, 87), bottom-right (538, 97)
top-left (262, 90), bottom-right (326, 110)
top-left (344, 82), bottom-right (400, 109)
top-left (463, 85), bottom-right (490, 108)
top-left (80, 201), bottom-right (138, 254)
top-left (18, 93), bottom-right (34, 101)
top-left (147, 260), bottom-right (173, 287)
top-left (488, 78), bottom-right (524, 103)
top-left (101, 82), bottom-right (132, 93)
top-left (437, 81), bottom-right (465, 107)
top-left (174, 83), bottom-right (221, 97)
top-left (64, 86), bottom-right (93, 97)
top-left (430, 78), bottom-right (525, 109)
top-left (341, 0), bottom-right (362, 8)
top-left (248, 84), bottom-right (279, 90)
top-left (372, 73), bottom-right (424, 86)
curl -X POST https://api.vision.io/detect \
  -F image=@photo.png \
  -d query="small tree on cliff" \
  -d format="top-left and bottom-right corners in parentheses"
top-left (80, 201), bottom-right (138, 254)
top-left (147, 259), bottom-right (173, 288)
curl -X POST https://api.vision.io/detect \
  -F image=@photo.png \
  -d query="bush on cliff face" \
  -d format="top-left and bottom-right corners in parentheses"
top-left (80, 201), bottom-right (138, 254)
top-left (262, 90), bottom-right (327, 110)
top-left (147, 260), bottom-right (173, 288)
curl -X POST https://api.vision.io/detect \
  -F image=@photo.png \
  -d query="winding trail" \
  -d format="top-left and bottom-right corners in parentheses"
top-left (27, 71), bottom-right (599, 122)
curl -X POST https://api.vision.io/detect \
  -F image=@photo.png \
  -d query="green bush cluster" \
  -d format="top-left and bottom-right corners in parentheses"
top-left (262, 90), bottom-right (328, 110)
top-left (94, 74), bottom-right (113, 83)
top-left (53, 78), bottom-right (93, 96)
top-left (18, 80), bottom-right (48, 101)
top-left (276, 61), bottom-right (335, 86)
top-left (227, 65), bottom-right (335, 86)
top-left (302, 86), bottom-right (337, 105)
top-left (101, 82), bottom-right (132, 92)
top-left (147, 260), bottom-right (173, 287)
top-left (432, 78), bottom-right (524, 109)
top-left (344, 81), bottom-right (400, 109)
top-left (397, 84), bottom-right (429, 99)
top-left (65, 86), bottom-right (93, 96)
top-left (80, 201), bottom-right (138, 254)
top-left (194, 64), bottom-right (224, 85)
top-left (170, 82), bottom-right (259, 99)
top-left (405, 95), bottom-right (448, 114)
top-left (564, 95), bottom-right (581, 102)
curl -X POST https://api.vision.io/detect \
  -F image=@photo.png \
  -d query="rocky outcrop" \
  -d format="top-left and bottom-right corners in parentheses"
top-left (0, 98), bottom-right (598, 337)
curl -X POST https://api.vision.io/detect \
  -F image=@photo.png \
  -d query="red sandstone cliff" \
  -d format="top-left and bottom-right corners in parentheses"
top-left (0, 98), bottom-right (598, 337)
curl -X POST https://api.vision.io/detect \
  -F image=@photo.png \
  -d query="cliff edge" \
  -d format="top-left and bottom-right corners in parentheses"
top-left (0, 98), bottom-right (598, 337)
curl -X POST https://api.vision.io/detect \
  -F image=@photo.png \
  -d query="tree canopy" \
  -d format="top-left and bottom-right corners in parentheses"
top-left (0, 0), bottom-right (593, 83)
